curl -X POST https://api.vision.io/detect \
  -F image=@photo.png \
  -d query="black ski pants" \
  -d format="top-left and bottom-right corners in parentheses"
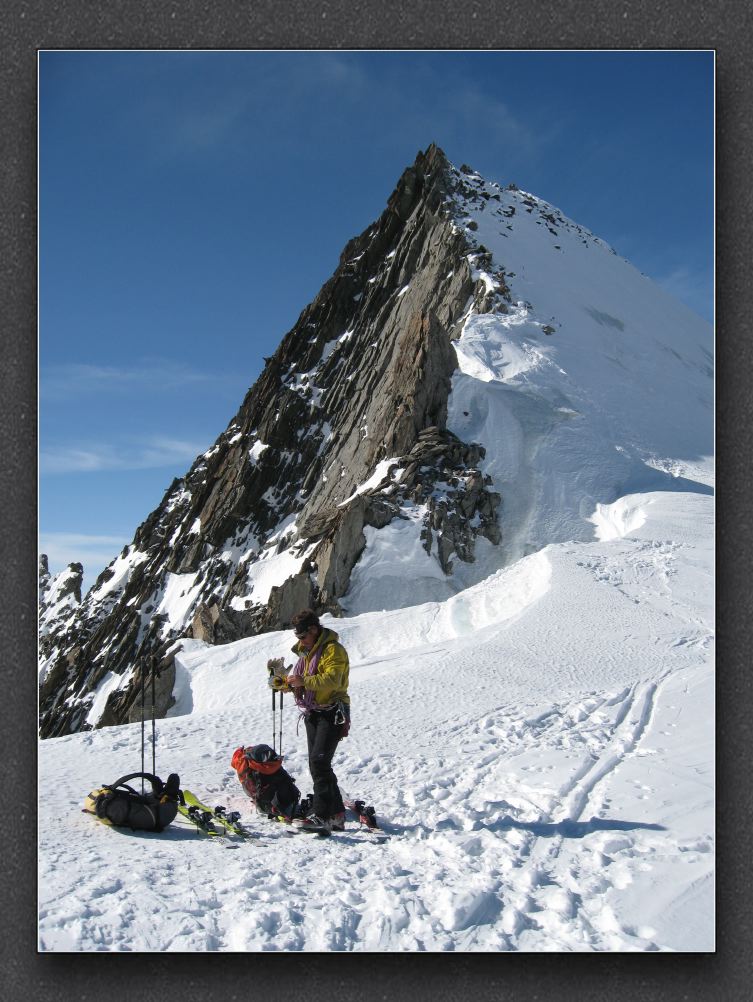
top-left (304, 707), bottom-right (345, 820)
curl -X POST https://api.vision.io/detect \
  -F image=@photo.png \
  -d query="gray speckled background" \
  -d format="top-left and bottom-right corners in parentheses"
top-left (4, 1), bottom-right (750, 996)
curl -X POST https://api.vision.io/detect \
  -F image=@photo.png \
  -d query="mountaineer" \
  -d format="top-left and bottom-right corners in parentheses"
top-left (279, 608), bottom-right (350, 832)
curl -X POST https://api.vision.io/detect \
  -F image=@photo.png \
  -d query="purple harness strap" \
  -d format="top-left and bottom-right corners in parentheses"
top-left (291, 643), bottom-right (333, 713)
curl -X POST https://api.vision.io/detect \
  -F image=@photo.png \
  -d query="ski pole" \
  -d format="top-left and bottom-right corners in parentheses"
top-left (279, 690), bottom-right (283, 756)
top-left (151, 654), bottom-right (156, 777)
top-left (274, 689), bottom-right (280, 753)
top-left (140, 658), bottom-right (145, 794)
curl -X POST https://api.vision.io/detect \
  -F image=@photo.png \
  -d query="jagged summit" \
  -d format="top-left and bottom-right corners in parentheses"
top-left (39, 556), bottom-right (83, 643)
top-left (39, 145), bottom-right (712, 737)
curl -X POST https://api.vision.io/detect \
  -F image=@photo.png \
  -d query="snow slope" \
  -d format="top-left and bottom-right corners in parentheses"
top-left (342, 168), bottom-right (712, 614)
top-left (38, 489), bottom-right (714, 952)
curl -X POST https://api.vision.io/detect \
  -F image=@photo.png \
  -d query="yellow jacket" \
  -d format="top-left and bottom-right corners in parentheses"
top-left (290, 627), bottom-right (350, 708)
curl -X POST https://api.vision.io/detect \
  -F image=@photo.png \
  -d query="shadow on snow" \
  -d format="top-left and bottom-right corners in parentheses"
top-left (387, 816), bottom-right (667, 840)
top-left (484, 815), bottom-right (667, 838)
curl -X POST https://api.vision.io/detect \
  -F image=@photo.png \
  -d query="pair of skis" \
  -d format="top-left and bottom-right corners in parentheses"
top-left (177, 790), bottom-right (260, 839)
top-left (178, 791), bottom-right (331, 839)
top-left (178, 791), bottom-right (386, 841)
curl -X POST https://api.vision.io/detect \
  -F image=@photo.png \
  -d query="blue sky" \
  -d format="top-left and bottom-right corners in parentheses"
top-left (39, 50), bottom-right (714, 588)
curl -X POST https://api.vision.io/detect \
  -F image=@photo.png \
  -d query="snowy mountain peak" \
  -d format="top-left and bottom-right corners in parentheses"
top-left (39, 146), bottom-right (712, 737)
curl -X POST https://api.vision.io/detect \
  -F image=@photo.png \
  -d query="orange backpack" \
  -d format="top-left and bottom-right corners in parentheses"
top-left (231, 745), bottom-right (301, 819)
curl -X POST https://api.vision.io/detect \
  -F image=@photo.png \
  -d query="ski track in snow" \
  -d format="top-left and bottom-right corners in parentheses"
top-left (38, 491), bottom-right (714, 952)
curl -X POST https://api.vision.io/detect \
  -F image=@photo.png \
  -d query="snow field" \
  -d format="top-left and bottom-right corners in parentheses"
top-left (38, 491), bottom-right (714, 951)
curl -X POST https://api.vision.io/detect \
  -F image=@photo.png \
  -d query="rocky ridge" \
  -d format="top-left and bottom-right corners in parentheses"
top-left (39, 556), bottom-right (83, 642)
top-left (39, 144), bottom-right (508, 737)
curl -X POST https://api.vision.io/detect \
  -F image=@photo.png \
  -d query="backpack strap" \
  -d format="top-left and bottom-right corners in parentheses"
top-left (106, 772), bottom-right (165, 799)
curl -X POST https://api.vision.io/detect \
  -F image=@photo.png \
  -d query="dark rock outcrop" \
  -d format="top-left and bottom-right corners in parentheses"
top-left (39, 554), bottom-right (51, 600)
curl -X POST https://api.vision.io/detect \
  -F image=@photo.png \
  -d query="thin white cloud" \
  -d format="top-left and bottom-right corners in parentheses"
top-left (594, 229), bottom-right (713, 324)
top-left (39, 532), bottom-right (130, 588)
top-left (158, 54), bottom-right (369, 157)
top-left (654, 266), bottom-right (713, 322)
top-left (314, 55), bottom-right (544, 158)
top-left (313, 53), bottom-right (371, 90)
top-left (340, 66), bottom-right (549, 171)
top-left (442, 84), bottom-right (545, 160)
top-left (169, 91), bottom-right (253, 152)
top-left (41, 360), bottom-right (225, 401)
top-left (40, 435), bottom-right (207, 474)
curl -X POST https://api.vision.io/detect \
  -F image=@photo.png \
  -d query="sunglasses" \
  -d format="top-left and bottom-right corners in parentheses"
top-left (295, 626), bottom-right (316, 638)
